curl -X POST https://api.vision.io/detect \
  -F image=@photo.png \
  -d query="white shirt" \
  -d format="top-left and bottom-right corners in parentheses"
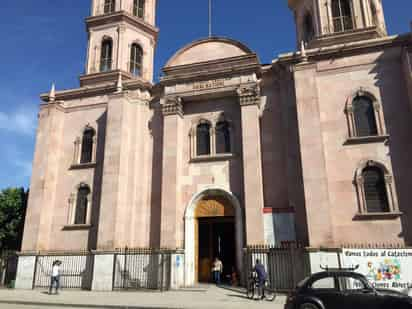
top-left (52, 265), bottom-right (60, 277)
top-left (212, 260), bottom-right (223, 272)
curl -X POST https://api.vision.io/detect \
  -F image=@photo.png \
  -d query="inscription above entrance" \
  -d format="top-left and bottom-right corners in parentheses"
top-left (193, 79), bottom-right (225, 91)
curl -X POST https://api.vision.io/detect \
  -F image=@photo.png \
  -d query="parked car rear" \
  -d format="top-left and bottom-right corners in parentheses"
top-left (285, 270), bottom-right (412, 309)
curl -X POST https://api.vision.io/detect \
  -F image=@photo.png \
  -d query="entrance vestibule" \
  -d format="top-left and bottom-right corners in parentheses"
top-left (198, 217), bottom-right (235, 283)
top-left (194, 196), bottom-right (236, 283)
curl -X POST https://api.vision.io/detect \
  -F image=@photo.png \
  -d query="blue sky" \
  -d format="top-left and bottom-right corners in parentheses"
top-left (0, 1), bottom-right (410, 189)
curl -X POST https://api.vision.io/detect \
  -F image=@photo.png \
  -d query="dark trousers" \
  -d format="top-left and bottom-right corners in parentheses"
top-left (213, 271), bottom-right (221, 285)
top-left (257, 279), bottom-right (266, 298)
top-left (49, 276), bottom-right (60, 294)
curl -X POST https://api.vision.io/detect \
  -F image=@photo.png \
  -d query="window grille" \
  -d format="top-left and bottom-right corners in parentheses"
top-left (196, 123), bottom-right (211, 156)
top-left (75, 185), bottom-right (91, 225)
top-left (353, 96), bottom-right (378, 137)
top-left (100, 39), bottom-right (113, 72)
top-left (130, 44), bottom-right (143, 77)
top-left (104, 0), bottom-right (116, 14)
top-left (133, 0), bottom-right (145, 18)
top-left (331, 0), bottom-right (354, 32)
top-left (363, 166), bottom-right (389, 213)
top-left (80, 128), bottom-right (95, 164)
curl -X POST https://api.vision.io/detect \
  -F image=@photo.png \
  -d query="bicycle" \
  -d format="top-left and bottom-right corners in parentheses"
top-left (246, 272), bottom-right (276, 301)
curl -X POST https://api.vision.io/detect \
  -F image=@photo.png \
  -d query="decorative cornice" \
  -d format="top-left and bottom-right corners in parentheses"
top-left (40, 72), bottom-right (152, 102)
top-left (86, 11), bottom-right (159, 42)
top-left (237, 84), bottom-right (260, 107)
top-left (277, 33), bottom-right (411, 66)
top-left (162, 96), bottom-right (183, 117)
top-left (161, 54), bottom-right (260, 85)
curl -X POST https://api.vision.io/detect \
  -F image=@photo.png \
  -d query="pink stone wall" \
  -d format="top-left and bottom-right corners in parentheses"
top-left (293, 46), bottom-right (412, 246)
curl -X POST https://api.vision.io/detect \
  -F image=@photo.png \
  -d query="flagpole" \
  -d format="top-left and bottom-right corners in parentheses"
top-left (209, 0), bottom-right (212, 38)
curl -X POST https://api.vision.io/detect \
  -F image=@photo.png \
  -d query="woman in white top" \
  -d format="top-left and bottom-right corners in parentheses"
top-left (49, 260), bottom-right (61, 295)
top-left (212, 257), bottom-right (223, 285)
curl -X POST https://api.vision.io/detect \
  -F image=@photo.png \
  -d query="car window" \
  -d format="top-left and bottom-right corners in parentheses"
top-left (338, 276), bottom-right (368, 291)
top-left (310, 276), bottom-right (336, 290)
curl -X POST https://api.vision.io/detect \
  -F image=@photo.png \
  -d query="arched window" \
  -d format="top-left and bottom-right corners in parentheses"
top-left (196, 122), bottom-right (211, 156)
top-left (216, 121), bottom-right (231, 154)
top-left (363, 166), bottom-right (389, 213)
top-left (303, 13), bottom-right (315, 43)
top-left (331, 0), bottom-right (353, 32)
top-left (100, 39), bottom-right (113, 72)
top-left (133, 0), bottom-right (145, 18)
top-left (104, 0), bottom-right (116, 14)
top-left (80, 127), bottom-right (95, 164)
top-left (75, 184), bottom-right (91, 225)
top-left (353, 96), bottom-right (378, 137)
top-left (130, 43), bottom-right (143, 77)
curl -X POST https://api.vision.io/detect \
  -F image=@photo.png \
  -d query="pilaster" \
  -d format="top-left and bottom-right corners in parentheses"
top-left (293, 62), bottom-right (334, 247)
top-left (237, 84), bottom-right (265, 244)
top-left (96, 93), bottom-right (128, 250)
top-left (160, 97), bottom-right (184, 248)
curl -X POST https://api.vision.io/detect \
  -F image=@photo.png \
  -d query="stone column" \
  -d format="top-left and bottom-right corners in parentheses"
top-left (238, 85), bottom-right (265, 244)
top-left (160, 97), bottom-right (183, 248)
top-left (293, 62), bottom-right (334, 247)
top-left (117, 24), bottom-right (126, 71)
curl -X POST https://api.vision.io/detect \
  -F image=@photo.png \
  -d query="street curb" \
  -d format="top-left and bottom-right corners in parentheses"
top-left (0, 300), bottom-right (181, 309)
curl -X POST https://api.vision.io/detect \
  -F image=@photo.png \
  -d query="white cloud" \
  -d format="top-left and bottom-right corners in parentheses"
top-left (0, 106), bottom-right (37, 136)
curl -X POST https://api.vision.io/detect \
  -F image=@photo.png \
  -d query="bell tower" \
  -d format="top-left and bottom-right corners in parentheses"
top-left (81, 0), bottom-right (158, 86)
top-left (288, 0), bottom-right (387, 48)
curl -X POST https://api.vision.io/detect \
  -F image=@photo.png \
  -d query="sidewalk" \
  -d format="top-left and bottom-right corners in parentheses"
top-left (0, 286), bottom-right (287, 309)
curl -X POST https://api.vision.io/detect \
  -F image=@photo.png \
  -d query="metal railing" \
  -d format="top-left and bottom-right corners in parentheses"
top-left (113, 248), bottom-right (172, 291)
top-left (33, 252), bottom-right (93, 290)
top-left (0, 251), bottom-right (17, 288)
top-left (243, 244), bottom-right (309, 292)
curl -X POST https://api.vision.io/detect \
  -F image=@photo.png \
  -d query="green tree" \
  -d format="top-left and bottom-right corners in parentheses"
top-left (0, 188), bottom-right (28, 251)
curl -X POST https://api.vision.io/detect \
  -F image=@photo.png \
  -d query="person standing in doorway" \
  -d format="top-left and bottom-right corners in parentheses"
top-left (49, 260), bottom-right (61, 295)
top-left (212, 257), bottom-right (223, 285)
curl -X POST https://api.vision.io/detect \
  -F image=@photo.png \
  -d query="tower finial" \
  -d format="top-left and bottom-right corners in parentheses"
top-left (49, 83), bottom-right (56, 102)
top-left (300, 41), bottom-right (308, 62)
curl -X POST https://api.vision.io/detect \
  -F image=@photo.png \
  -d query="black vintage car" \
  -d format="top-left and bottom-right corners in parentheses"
top-left (285, 269), bottom-right (412, 309)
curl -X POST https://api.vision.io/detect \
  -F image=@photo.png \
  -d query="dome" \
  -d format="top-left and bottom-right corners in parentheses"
top-left (165, 37), bottom-right (254, 68)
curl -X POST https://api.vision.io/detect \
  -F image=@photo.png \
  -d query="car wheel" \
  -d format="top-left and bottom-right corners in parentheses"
top-left (299, 303), bottom-right (319, 309)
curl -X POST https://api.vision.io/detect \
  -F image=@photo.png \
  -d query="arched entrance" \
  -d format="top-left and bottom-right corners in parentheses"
top-left (184, 187), bottom-right (244, 286)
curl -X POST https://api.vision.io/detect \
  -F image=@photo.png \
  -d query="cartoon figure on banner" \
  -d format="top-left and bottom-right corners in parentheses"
top-left (367, 259), bottom-right (401, 281)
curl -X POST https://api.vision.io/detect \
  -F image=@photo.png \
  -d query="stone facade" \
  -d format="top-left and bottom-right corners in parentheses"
top-left (17, 0), bottom-right (412, 288)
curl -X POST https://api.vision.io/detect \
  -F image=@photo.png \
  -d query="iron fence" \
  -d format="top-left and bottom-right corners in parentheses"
top-left (33, 252), bottom-right (93, 290)
top-left (243, 244), bottom-right (309, 292)
top-left (113, 248), bottom-right (172, 291)
top-left (0, 251), bottom-right (18, 287)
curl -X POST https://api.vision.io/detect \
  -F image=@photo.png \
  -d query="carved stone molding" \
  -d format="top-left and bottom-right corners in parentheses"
top-left (237, 84), bottom-right (260, 107)
top-left (162, 96), bottom-right (183, 117)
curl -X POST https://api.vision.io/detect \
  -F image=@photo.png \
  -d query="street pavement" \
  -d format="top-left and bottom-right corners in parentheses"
top-left (0, 285), bottom-right (287, 309)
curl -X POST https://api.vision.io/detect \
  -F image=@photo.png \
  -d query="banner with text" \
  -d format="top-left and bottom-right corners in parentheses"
top-left (342, 248), bottom-right (412, 294)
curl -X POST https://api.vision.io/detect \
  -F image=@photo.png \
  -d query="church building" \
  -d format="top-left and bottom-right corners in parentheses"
top-left (16, 0), bottom-right (412, 289)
